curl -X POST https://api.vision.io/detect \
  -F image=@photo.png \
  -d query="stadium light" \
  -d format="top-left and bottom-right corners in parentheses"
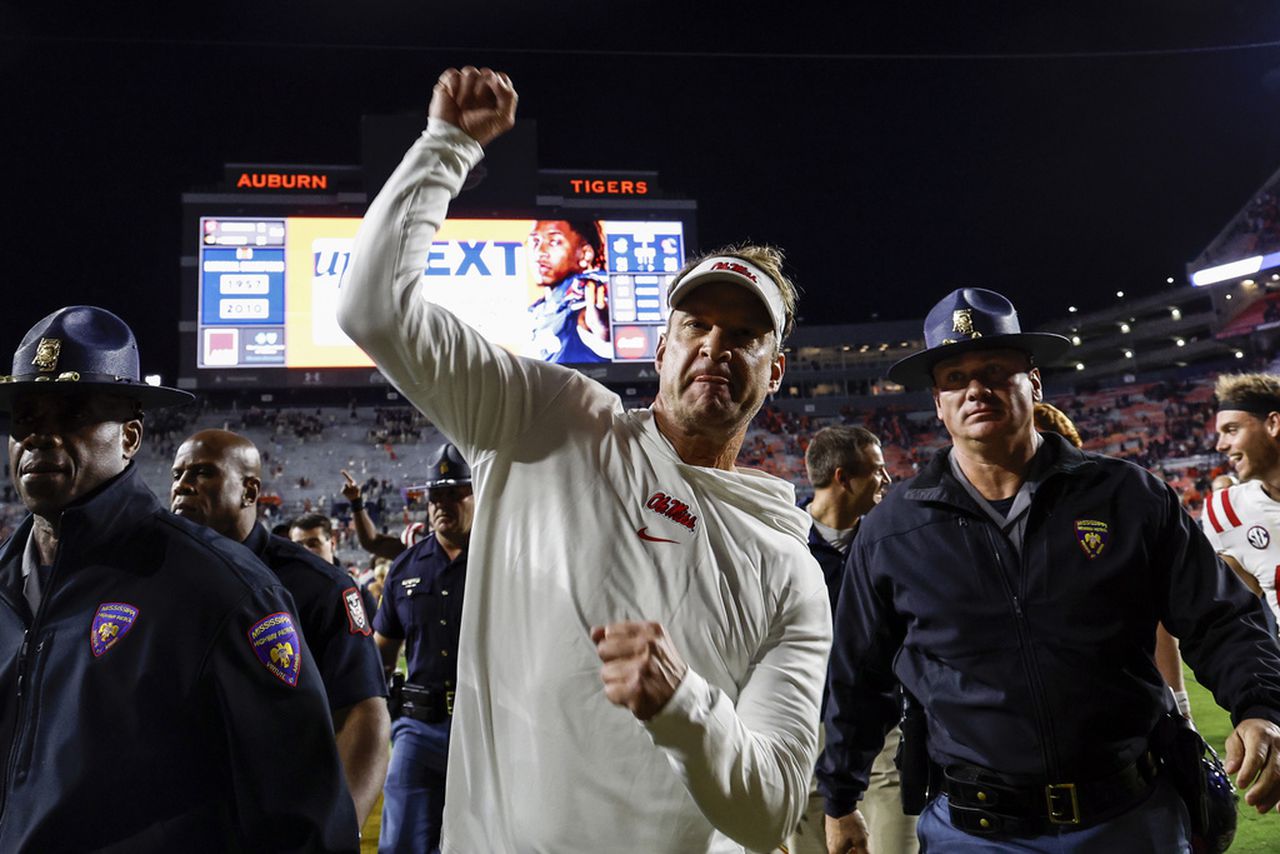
top-left (1119, 323), bottom-right (1131, 334)
top-left (1166, 277), bottom-right (1175, 284)
top-left (1123, 349), bottom-right (1134, 359)
top-left (1170, 308), bottom-right (1182, 321)
top-left (1075, 362), bottom-right (1085, 371)
top-left (1225, 294), bottom-right (1233, 300)
top-left (1175, 338), bottom-right (1186, 347)
top-left (1235, 350), bottom-right (1245, 359)
top-left (1071, 335), bottom-right (1082, 346)
top-left (1191, 255), bottom-right (1263, 286)
top-left (1116, 290), bottom-right (1125, 298)
top-left (1068, 305), bottom-right (1078, 313)
top-left (144, 374), bottom-right (162, 387)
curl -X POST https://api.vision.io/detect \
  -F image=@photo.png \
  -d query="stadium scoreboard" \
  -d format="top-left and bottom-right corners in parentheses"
top-left (194, 216), bottom-right (687, 372)
top-left (179, 122), bottom-right (697, 391)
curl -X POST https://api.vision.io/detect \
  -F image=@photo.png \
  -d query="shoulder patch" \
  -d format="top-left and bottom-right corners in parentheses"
top-left (91, 602), bottom-right (139, 657)
top-left (343, 586), bottom-right (372, 636)
top-left (248, 612), bottom-right (302, 686)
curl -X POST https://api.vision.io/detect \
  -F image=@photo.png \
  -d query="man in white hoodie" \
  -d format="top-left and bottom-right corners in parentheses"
top-left (338, 66), bottom-right (831, 854)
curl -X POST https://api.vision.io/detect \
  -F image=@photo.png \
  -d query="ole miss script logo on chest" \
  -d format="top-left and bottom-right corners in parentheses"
top-left (638, 491), bottom-right (697, 543)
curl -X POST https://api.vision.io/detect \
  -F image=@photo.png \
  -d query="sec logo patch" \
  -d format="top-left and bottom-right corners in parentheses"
top-left (1247, 525), bottom-right (1271, 549)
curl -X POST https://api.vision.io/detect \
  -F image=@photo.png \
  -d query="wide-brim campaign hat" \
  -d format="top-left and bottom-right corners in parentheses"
top-left (409, 443), bottom-right (472, 492)
top-left (888, 288), bottom-right (1071, 390)
top-left (0, 305), bottom-right (194, 412)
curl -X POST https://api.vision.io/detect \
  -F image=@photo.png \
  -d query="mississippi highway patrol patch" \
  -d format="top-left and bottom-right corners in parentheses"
top-left (248, 612), bottom-right (302, 686)
top-left (90, 602), bottom-right (139, 657)
top-left (1074, 519), bottom-right (1109, 560)
top-left (342, 587), bottom-right (371, 636)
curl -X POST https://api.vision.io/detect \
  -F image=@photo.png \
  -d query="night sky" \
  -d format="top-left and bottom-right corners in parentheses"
top-left (5, 3), bottom-right (1280, 381)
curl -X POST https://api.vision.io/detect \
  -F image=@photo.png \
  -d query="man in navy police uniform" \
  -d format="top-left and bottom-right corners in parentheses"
top-left (819, 288), bottom-right (1280, 853)
top-left (170, 428), bottom-right (391, 826)
top-left (373, 443), bottom-right (472, 854)
top-left (0, 306), bottom-right (358, 852)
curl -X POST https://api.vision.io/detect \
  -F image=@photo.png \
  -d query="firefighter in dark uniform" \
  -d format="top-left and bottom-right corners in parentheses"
top-left (0, 306), bottom-right (358, 853)
top-left (169, 428), bottom-right (391, 827)
top-left (374, 443), bottom-right (472, 854)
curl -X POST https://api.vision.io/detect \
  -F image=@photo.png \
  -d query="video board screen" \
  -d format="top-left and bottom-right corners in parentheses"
top-left (197, 216), bottom-right (687, 369)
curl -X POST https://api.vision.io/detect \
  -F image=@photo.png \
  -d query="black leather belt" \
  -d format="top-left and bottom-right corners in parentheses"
top-left (943, 751), bottom-right (1160, 837)
top-left (392, 680), bottom-right (453, 724)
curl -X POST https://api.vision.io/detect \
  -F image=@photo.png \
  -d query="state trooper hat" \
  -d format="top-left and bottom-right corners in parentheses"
top-left (414, 443), bottom-right (472, 491)
top-left (887, 288), bottom-right (1070, 390)
top-left (0, 305), bottom-right (194, 412)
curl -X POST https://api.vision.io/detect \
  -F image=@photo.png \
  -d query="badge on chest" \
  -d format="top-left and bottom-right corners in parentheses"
top-left (1074, 519), bottom-right (1109, 560)
top-left (90, 602), bottom-right (139, 657)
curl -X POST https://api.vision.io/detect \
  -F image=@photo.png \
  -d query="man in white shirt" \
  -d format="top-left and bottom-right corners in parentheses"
top-left (338, 66), bottom-right (831, 853)
top-left (1207, 372), bottom-right (1280, 638)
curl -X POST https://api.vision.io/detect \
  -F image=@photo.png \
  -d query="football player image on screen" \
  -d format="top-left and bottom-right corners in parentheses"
top-left (527, 219), bottom-right (611, 363)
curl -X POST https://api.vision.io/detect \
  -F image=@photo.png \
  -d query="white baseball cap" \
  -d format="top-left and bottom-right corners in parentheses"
top-left (666, 256), bottom-right (788, 342)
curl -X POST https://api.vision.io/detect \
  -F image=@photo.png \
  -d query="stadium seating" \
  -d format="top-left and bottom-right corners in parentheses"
top-left (0, 372), bottom-right (1232, 556)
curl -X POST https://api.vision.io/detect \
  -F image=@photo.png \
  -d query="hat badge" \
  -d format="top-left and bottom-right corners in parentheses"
top-left (440, 461), bottom-right (450, 475)
top-left (952, 309), bottom-right (981, 339)
top-left (32, 338), bottom-right (61, 373)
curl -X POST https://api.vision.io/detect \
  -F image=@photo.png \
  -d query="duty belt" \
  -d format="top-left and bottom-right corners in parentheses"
top-left (942, 751), bottom-right (1160, 837)
top-left (389, 675), bottom-right (454, 724)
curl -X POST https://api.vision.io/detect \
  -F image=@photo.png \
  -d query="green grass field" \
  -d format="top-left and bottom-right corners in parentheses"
top-left (359, 668), bottom-right (1275, 851)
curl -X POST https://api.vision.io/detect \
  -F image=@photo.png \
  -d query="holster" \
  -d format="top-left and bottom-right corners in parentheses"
top-left (1151, 712), bottom-right (1238, 854)
top-left (387, 671), bottom-right (406, 721)
top-left (896, 688), bottom-right (933, 815)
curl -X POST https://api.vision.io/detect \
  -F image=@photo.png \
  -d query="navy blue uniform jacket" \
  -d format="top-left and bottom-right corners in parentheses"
top-left (0, 464), bottom-right (359, 852)
top-left (244, 523), bottom-right (387, 712)
top-left (818, 433), bottom-right (1280, 816)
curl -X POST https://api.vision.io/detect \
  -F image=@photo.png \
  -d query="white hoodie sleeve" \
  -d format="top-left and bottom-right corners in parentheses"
top-left (643, 580), bottom-right (832, 852)
top-left (337, 119), bottom-right (575, 461)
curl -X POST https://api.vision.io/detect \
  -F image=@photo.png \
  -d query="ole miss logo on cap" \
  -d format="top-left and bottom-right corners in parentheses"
top-left (708, 261), bottom-right (758, 284)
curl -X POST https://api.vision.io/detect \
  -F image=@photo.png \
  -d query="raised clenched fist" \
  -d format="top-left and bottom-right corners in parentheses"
top-left (590, 621), bottom-right (688, 721)
top-left (429, 66), bottom-right (518, 147)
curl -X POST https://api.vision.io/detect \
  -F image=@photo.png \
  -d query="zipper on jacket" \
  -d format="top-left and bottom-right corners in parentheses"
top-left (1014, 513), bottom-right (1064, 776)
top-left (9, 637), bottom-right (47, 783)
top-left (0, 552), bottom-right (60, 823)
top-left (0, 631), bottom-right (30, 822)
top-left (979, 523), bottom-right (1059, 781)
